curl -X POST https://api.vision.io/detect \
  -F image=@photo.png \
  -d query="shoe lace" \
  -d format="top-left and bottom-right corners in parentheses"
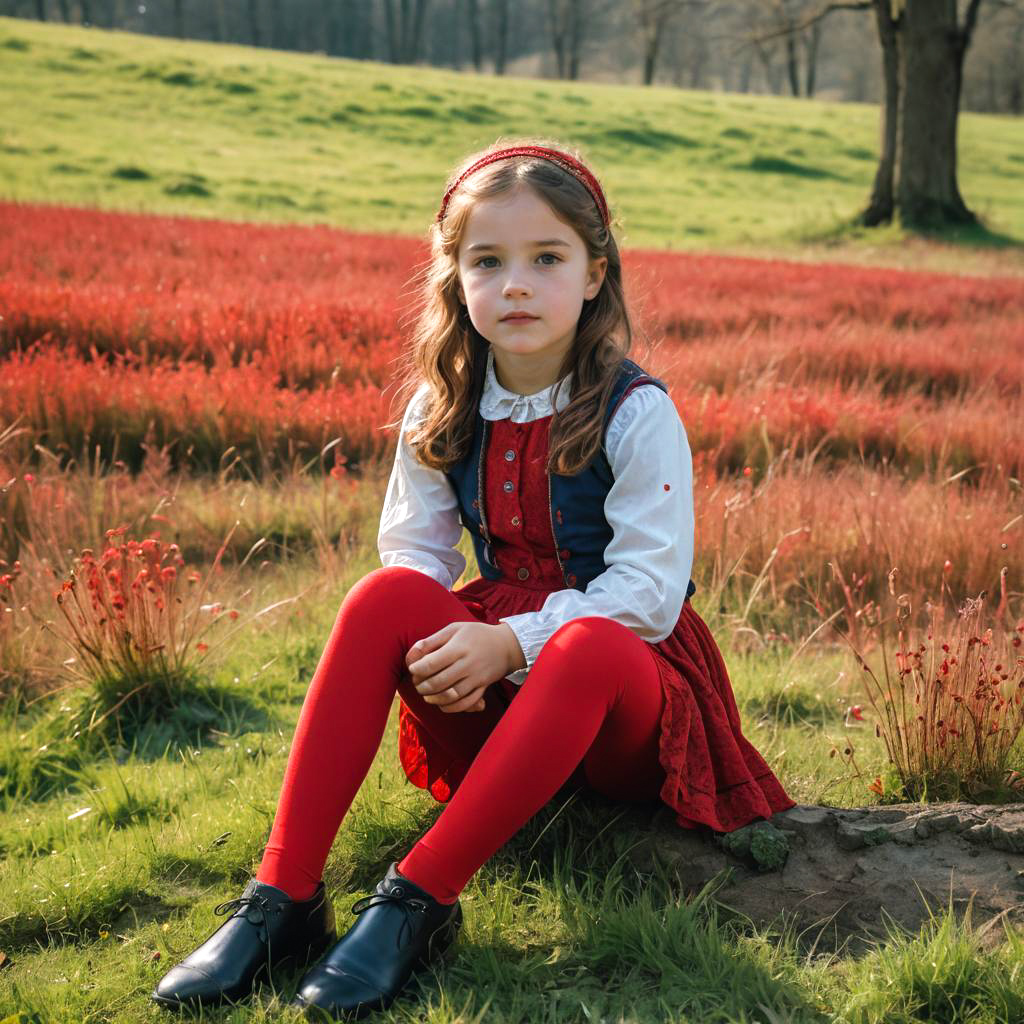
top-left (213, 891), bottom-right (291, 929)
top-left (350, 890), bottom-right (430, 950)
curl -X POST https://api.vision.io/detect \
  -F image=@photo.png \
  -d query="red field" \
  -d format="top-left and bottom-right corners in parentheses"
top-left (1, 200), bottom-right (1022, 632)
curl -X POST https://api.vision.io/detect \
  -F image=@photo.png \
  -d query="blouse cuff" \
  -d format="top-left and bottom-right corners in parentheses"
top-left (497, 611), bottom-right (549, 685)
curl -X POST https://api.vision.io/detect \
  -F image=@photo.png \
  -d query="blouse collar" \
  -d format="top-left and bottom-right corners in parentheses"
top-left (479, 346), bottom-right (574, 422)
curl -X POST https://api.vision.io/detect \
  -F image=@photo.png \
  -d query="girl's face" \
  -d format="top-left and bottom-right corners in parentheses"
top-left (455, 187), bottom-right (607, 381)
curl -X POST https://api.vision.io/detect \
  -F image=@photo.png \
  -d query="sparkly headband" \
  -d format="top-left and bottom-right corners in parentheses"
top-left (436, 145), bottom-right (611, 228)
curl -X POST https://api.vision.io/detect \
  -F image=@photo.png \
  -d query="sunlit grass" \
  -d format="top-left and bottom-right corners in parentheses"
top-left (1, 15), bottom-right (1022, 268)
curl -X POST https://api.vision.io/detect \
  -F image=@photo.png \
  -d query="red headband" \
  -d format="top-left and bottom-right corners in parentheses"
top-left (436, 145), bottom-right (611, 228)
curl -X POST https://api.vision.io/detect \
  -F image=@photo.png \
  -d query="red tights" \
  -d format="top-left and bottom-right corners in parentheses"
top-left (256, 566), bottom-right (667, 905)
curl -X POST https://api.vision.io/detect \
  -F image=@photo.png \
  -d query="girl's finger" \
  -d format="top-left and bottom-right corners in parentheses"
top-left (406, 625), bottom-right (455, 667)
top-left (416, 663), bottom-right (465, 697)
top-left (426, 679), bottom-right (474, 706)
top-left (441, 685), bottom-right (488, 714)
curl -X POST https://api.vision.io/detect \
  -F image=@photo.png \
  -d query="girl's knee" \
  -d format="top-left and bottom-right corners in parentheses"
top-left (525, 616), bottom-right (651, 702)
top-left (345, 565), bottom-right (447, 616)
top-left (550, 616), bottom-right (641, 657)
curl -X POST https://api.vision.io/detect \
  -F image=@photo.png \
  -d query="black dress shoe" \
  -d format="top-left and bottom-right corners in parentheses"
top-left (151, 878), bottom-right (336, 1010)
top-left (290, 862), bottom-right (462, 1020)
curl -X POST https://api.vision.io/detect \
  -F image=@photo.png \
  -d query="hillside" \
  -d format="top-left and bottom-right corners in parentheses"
top-left (1, 15), bottom-right (1022, 262)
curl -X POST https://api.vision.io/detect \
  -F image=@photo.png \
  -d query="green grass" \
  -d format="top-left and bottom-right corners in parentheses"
top-left (1, 16), bottom-right (1023, 265)
top-left (2, 550), bottom-right (1022, 1021)
top-left (3, 16), bottom-right (1024, 1021)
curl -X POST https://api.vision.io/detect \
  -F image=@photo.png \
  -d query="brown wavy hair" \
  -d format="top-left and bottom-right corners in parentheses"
top-left (387, 135), bottom-right (638, 477)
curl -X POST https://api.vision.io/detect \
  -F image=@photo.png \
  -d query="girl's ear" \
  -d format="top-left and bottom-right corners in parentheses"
top-left (585, 257), bottom-right (608, 300)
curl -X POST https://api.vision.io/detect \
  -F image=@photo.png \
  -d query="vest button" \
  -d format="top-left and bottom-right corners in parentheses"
top-left (517, 567), bottom-right (530, 580)
top-left (504, 449), bottom-right (516, 461)
top-left (567, 573), bottom-right (577, 585)
top-left (511, 515), bottom-right (520, 526)
top-left (503, 480), bottom-right (514, 492)
top-left (559, 549), bottom-right (570, 560)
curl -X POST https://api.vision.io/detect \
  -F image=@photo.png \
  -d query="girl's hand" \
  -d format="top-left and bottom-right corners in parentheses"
top-left (405, 622), bottom-right (524, 714)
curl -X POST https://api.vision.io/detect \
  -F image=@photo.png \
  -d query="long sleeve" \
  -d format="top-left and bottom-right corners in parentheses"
top-left (377, 384), bottom-right (467, 590)
top-left (498, 385), bottom-right (695, 685)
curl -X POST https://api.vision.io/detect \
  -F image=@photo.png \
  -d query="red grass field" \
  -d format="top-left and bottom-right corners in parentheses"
top-left (1, 200), bottom-right (1022, 647)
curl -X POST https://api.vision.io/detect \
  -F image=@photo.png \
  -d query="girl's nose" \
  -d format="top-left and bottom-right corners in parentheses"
top-left (502, 278), bottom-right (531, 298)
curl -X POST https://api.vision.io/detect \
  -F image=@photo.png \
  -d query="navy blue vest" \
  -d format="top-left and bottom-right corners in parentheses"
top-left (446, 357), bottom-right (697, 601)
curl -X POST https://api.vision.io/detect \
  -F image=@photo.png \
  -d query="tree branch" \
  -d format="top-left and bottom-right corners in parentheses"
top-left (749, 0), bottom-right (873, 45)
top-left (961, 0), bottom-right (985, 47)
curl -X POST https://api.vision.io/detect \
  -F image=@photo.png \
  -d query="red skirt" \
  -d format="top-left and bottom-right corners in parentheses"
top-left (398, 575), bottom-right (796, 835)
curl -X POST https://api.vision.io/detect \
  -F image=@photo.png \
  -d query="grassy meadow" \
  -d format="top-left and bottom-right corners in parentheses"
top-left (1, 15), bottom-right (1024, 270)
top-left (2, 16), bottom-right (1024, 1024)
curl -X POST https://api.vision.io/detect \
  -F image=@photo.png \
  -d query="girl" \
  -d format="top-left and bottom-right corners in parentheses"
top-left (151, 137), bottom-right (796, 1019)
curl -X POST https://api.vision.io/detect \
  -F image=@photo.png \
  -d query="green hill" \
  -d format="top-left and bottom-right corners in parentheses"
top-left (1, 15), bottom-right (1022, 255)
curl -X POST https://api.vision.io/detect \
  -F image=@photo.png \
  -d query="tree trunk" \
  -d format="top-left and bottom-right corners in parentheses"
top-left (738, 53), bottom-right (752, 93)
top-left (383, 0), bottom-right (397, 61)
top-left (467, 0), bottom-right (482, 70)
top-left (494, 0), bottom-right (509, 74)
top-left (861, 0), bottom-right (898, 225)
top-left (803, 20), bottom-right (821, 97)
top-left (80, 0), bottom-right (92, 23)
top-left (895, 0), bottom-right (975, 228)
top-left (785, 32), bottom-right (800, 95)
top-left (35, 0), bottom-right (46, 18)
top-left (172, 0), bottom-right (183, 38)
top-left (547, 0), bottom-right (568, 77)
top-left (213, 0), bottom-right (227, 42)
top-left (568, 0), bottom-right (583, 80)
top-left (642, 31), bottom-right (659, 85)
top-left (247, 0), bottom-right (261, 46)
top-left (56, 0), bottom-right (70, 20)
top-left (408, 0), bottom-right (429, 62)
top-left (1009, 18), bottom-right (1023, 115)
top-left (268, 0), bottom-right (285, 48)
top-left (753, 40), bottom-right (782, 93)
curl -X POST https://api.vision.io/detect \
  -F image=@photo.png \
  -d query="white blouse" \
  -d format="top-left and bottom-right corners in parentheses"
top-left (377, 346), bottom-right (695, 686)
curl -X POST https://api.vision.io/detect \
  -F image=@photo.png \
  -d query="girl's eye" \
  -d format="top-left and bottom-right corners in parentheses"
top-left (474, 253), bottom-right (562, 268)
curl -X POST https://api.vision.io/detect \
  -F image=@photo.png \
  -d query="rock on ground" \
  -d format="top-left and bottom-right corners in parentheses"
top-left (626, 801), bottom-right (1024, 957)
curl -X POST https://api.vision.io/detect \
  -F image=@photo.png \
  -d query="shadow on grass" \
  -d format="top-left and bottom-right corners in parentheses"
top-left (744, 685), bottom-right (846, 728)
top-left (333, 790), bottom-right (829, 1022)
top-left (796, 210), bottom-right (1024, 252)
top-left (0, 681), bottom-right (277, 807)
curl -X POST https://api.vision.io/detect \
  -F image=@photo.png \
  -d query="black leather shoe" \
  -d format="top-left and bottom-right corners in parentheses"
top-left (151, 878), bottom-right (336, 1010)
top-left (290, 862), bottom-right (462, 1020)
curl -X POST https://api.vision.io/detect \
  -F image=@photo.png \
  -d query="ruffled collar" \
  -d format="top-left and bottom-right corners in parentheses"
top-left (478, 346), bottom-right (574, 422)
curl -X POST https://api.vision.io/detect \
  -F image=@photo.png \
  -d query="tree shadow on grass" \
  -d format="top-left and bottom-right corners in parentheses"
top-left (798, 209), bottom-right (1024, 254)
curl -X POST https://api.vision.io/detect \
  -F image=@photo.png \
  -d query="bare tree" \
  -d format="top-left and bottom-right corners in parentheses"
top-left (861, 0), bottom-right (985, 228)
top-left (246, 0), bottom-right (261, 45)
top-left (466, 0), bottom-right (482, 69)
top-left (383, 0), bottom-right (432, 63)
top-left (755, 0), bottom-right (1014, 229)
top-left (493, 0), bottom-right (510, 73)
top-left (546, 0), bottom-right (583, 77)
top-left (634, 0), bottom-right (706, 85)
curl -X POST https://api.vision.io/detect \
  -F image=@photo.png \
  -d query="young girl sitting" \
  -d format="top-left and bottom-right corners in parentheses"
top-left (152, 136), bottom-right (796, 1020)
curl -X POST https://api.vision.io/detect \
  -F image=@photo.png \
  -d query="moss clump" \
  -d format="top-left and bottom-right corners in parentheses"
top-left (717, 821), bottom-right (790, 872)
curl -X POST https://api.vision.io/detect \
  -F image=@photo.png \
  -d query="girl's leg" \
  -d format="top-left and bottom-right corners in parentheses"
top-left (396, 615), bottom-right (666, 904)
top-left (256, 566), bottom-right (504, 901)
